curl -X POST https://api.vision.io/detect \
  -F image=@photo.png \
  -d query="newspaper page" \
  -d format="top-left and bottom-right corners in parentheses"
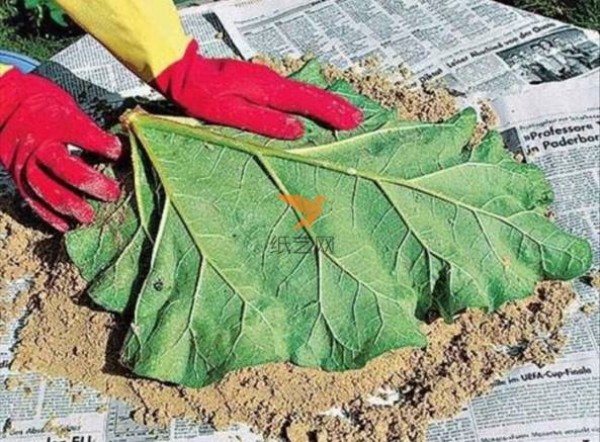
top-left (214, 0), bottom-right (600, 97)
top-left (2, 1), bottom-right (599, 441)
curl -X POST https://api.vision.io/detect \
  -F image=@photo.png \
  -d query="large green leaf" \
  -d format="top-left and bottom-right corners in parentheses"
top-left (66, 147), bottom-right (161, 313)
top-left (66, 62), bottom-right (592, 388)
top-left (66, 60), bottom-right (399, 314)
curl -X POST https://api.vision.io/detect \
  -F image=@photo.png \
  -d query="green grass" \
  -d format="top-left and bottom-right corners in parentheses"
top-left (0, 0), bottom-right (76, 60)
top-left (499, 0), bottom-right (599, 30)
top-left (0, 25), bottom-right (74, 60)
top-left (0, 0), bottom-right (598, 62)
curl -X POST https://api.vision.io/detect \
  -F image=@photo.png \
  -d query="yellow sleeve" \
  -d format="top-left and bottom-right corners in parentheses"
top-left (54, 0), bottom-right (192, 82)
top-left (0, 64), bottom-right (13, 76)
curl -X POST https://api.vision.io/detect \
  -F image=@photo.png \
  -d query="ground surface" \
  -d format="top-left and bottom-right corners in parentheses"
top-left (0, 0), bottom-right (598, 62)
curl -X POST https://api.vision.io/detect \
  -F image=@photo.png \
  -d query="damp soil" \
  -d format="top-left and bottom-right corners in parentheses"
top-left (0, 61), bottom-right (585, 442)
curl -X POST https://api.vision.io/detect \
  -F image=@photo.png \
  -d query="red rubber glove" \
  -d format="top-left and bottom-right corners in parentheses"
top-left (0, 69), bottom-right (122, 232)
top-left (153, 41), bottom-right (363, 139)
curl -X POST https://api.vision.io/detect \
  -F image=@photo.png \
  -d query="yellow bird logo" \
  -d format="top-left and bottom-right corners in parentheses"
top-left (277, 194), bottom-right (328, 230)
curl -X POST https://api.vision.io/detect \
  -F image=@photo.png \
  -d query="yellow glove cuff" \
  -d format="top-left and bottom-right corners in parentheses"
top-left (0, 64), bottom-right (13, 77)
top-left (55, 0), bottom-right (192, 82)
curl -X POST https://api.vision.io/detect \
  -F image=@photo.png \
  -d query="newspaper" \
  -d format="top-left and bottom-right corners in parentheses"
top-left (1, 0), bottom-right (599, 441)
top-left (214, 0), bottom-right (600, 97)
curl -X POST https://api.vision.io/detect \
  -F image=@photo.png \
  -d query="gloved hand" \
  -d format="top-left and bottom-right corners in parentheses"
top-left (53, 0), bottom-right (362, 139)
top-left (0, 69), bottom-right (122, 232)
top-left (152, 41), bottom-right (363, 139)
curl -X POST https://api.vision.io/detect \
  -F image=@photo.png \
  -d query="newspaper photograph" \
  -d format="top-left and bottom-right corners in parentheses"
top-left (497, 28), bottom-right (600, 85)
top-left (1, 0), bottom-right (599, 441)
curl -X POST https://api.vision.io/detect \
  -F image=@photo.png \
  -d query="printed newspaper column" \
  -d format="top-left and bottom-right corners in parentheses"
top-left (213, 0), bottom-right (600, 98)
